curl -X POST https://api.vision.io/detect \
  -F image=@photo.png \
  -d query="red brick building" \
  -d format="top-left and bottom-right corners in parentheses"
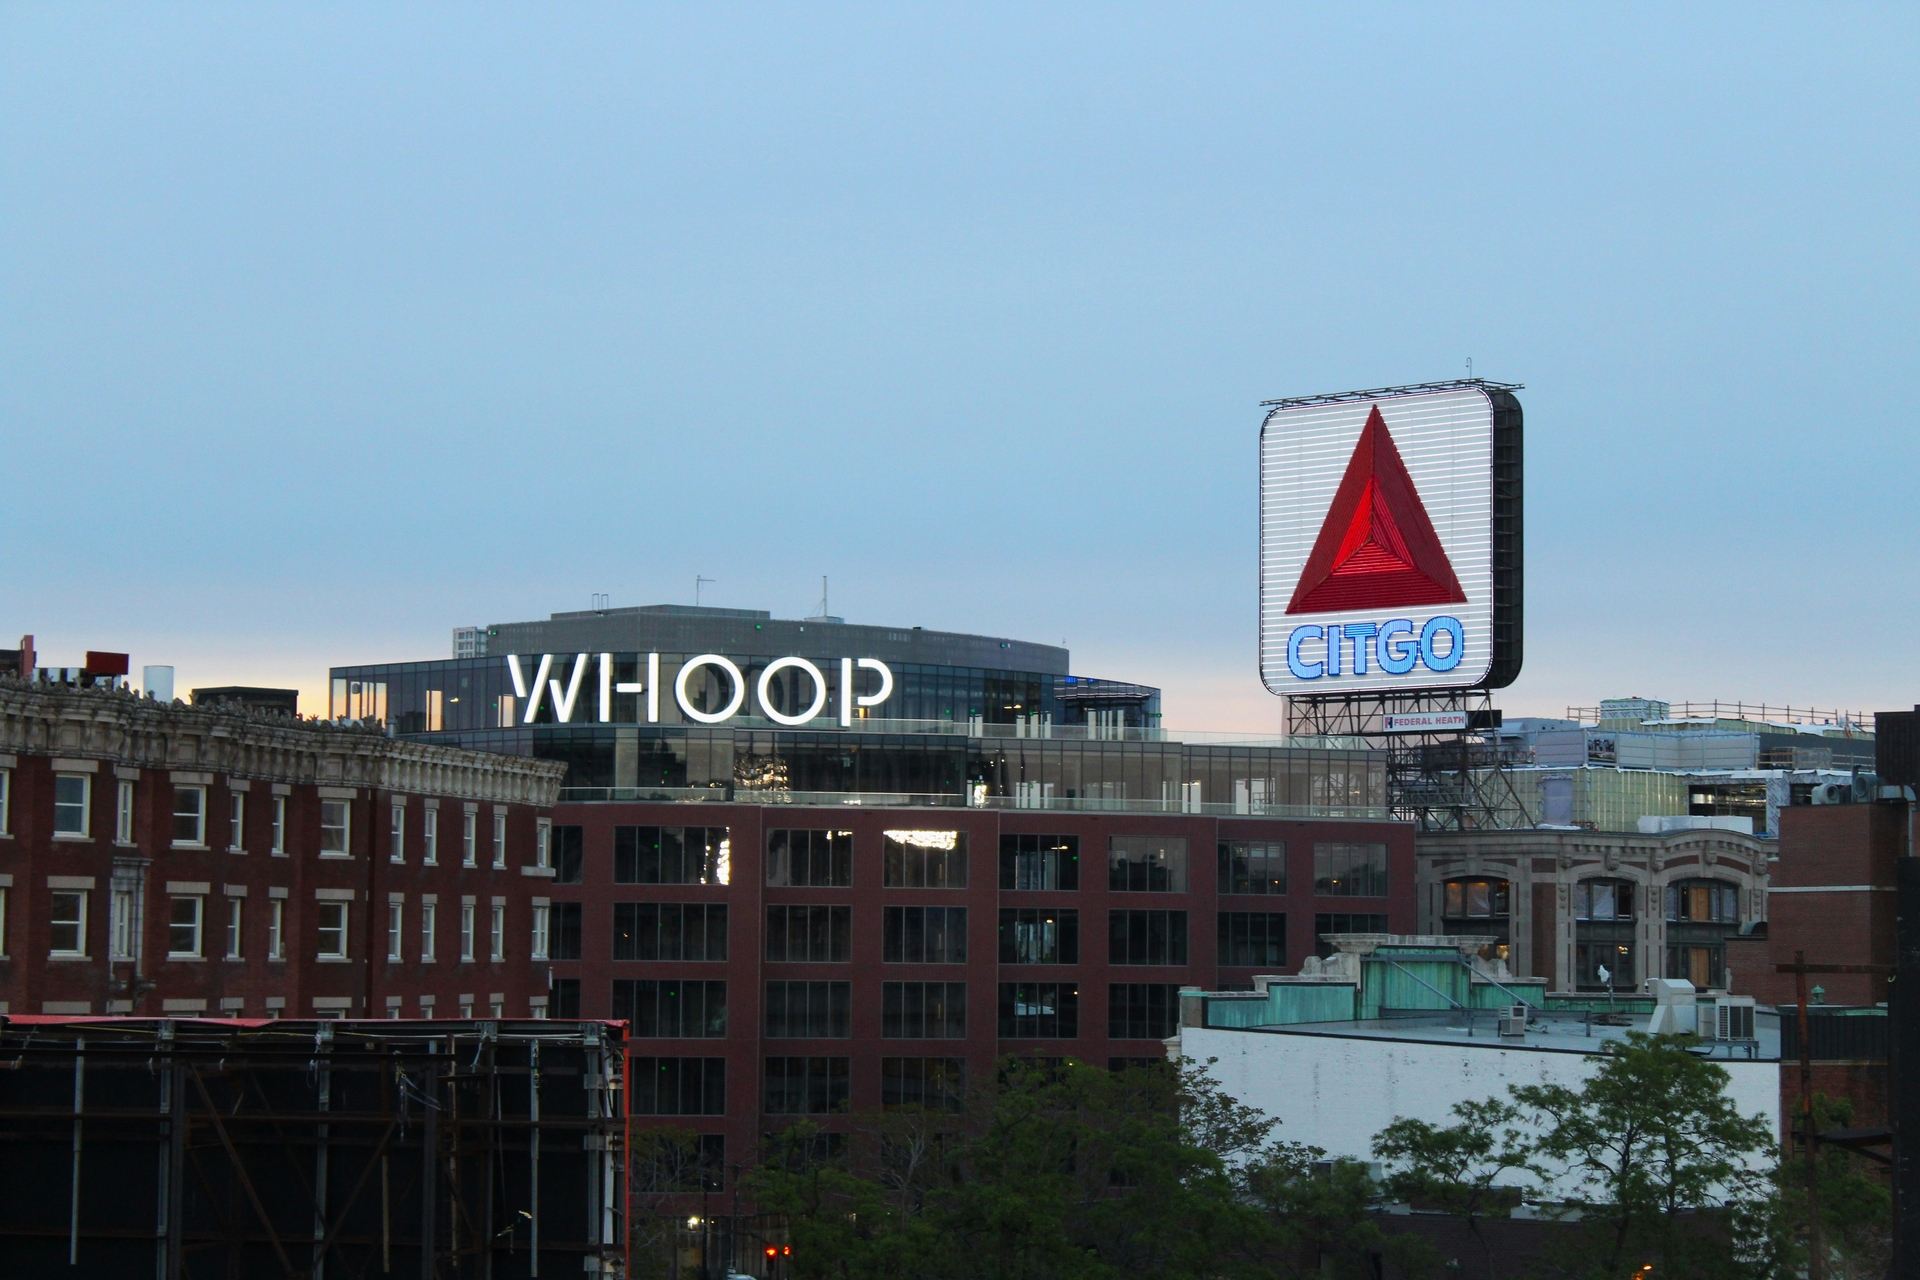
top-left (0, 679), bottom-right (565, 1020)
top-left (541, 798), bottom-right (1414, 1175)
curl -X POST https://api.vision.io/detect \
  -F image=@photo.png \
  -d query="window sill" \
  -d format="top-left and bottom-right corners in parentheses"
top-left (114, 840), bottom-right (138, 848)
top-left (318, 853), bottom-right (352, 860)
top-left (522, 866), bottom-right (557, 878)
top-left (49, 953), bottom-right (91, 961)
top-left (224, 956), bottom-right (245, 963)
top-left (270, 851), bottom-right (289, 858)
top-left (491, 863), bottom-right (507, 872)
top-left (228, 847), bottom-right (246, 855)
top-left (167, 954), bottom-right (205, 962)
top-left (52, 833), bottom-right (93, 842)
top-left (316, 956), bottom-right (353, 964)
top-left (172, 842), bottom-right (209, 851)
top-left (390, 857), bottom-right (405, 865)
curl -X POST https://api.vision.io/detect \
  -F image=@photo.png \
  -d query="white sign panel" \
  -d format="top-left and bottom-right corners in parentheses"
top-left (1381, 711), bottom-right (1470, 733)
top-left (1260, 387), bottom-right (1495, 694)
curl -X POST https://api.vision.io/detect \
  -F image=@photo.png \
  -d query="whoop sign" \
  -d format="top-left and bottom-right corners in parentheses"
top-left (505, 653), bottom-right (894, 727)
top-left (1260, 383), bottom-right (1522, 694)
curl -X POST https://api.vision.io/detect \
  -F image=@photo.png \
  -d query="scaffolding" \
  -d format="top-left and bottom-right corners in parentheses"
top-left (0, 1017), bottom-right (626, 1279)
top-left (1288, 690), bottom-right (1532, 832)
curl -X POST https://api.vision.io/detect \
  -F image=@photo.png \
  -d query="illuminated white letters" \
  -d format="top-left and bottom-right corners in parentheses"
top-left (509, 652), bottom-right (893, 727)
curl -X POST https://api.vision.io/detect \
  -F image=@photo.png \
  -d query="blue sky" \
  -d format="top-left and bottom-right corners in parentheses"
top-left (4, 5), bottom-right (1915, 729)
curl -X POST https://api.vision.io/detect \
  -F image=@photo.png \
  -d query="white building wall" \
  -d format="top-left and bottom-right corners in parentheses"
top-left (1181, 1027), bottom-right (1780, 1195)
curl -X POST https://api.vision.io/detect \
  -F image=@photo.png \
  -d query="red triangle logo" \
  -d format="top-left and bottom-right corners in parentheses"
top-left (1285, 405), bottom-right (1467, 615)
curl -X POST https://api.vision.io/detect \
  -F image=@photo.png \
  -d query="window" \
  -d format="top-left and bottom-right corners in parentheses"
top-left (1313, 842), bottom-right (1388, 897)
top-left (635, 1133), bottom-right (727, 1194)
top-left (553, 824), bottom-right (583, 882)
top-left (550, 901), bottom-right (582, 959)
top-left (388, 901), bottom-right (404, 960)
top-left (168, 896), bottom-right (204, 958)
top-left (1000, 834), bottom-right (1080, 890)
top-left (998, 908), bottom-right (1077, 964)
top-left (613, 826), bottom-right (733, 885)
top-left (998, 983), bottom-right (1078, 1038)
top-left (883, 982), bottom-right (966, 1038)
top-left (111, 890), bottom-right (134, 959)
top-left (531, 904), bottom-right (550, 959)
top-left (765, 981), bottom-right (852, 1037)
top-left (419, 902), bottom-right (436, 961)
top-left (883, 906), bottom-right (967, 963)
top-left (765, 905), bottom-right (851, 962)
top-left (612, 903), bottom-right (729, 961)
top-left (1573, 881), bottom-right (1636, 921)
top-left (762, 1058), bottom-right (849, 1115)
top-left (228, 793), bottom-right (246, 851)
top-left (170, 787), bottom-right (207, 846)
top-left (117, 781), bottom-right (135, 843)
top-left (50, 891), bottom-right (87, 955)
top-left (1219, 913), bottom-right (1287, 967)
top-left (390, 803), bottom-right (405, 862)
top-left (320, 801), bottom-right (351, 856)
top-left (883, 830), bottom-right (968, 887)
top-left (613, 980), bottom-right (728, 1037)
top-left (1218, 841), bottom-right (1287, 894)
top-left (0, 885), bottom-right (6, 956)
top-left (317, 902), bottom-right (349, 959)
top-left (549, 976), bottom-right (580, 1019)
top-left (225, 899), bottom-right (243, 959)
top-left (1109, 984), bottom-right (1181, 1040)
top-left (536, 819), bottom-right (551, 869)
top-left (269, 900), bottom-right (286, 960)
top-left (460, 903), bottom-right (476, 960)
top-left (1314, 913), bottom-right (1389, 957)
top-left (633, 1058), bottom-right (727, 1115)
top-left (882, 1058), bottom-right (966, 1111)
top-left (1444, 879), bottom-right (1510, 918)
top-left (271, 797), bottom-right (287, 855)
top-left (54, 774), bottom-right (90, 837)
top-left (766, 829), bottom-right (852, 887)
top-left (490, 904), bottom-right (505, 961)
top-left (1108, 910), bottom-right (1188, 965)
top-left (1667, 880), bottom-right (1740, 924)
top-left (1577, 942), bottom-right (1635, 991)
top-left (0, 768), bottom-right (9, 835)
top-left (492, 812), bottom-right (507, 868)
top-left (462, 811), bottom-right (477, 866)
top-left (1108, 836), bottom-right (1187, 892)
top-left (1666, 944), bottom-right (1726, 989)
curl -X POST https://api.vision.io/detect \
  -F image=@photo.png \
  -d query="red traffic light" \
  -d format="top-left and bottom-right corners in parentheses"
top-left (782, 1247), bottom-right (792, 1256)
top-left (764, 1246), bottom-right (778, 1258)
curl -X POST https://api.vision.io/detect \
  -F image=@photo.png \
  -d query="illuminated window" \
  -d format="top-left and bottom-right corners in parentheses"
top-left (1443, 879), bottom-right (1510, 919)
top-left (1218, 841), bottom-right (1287, 894)
top-left (882, 830), bottom-right (967, 887)
top-left (1313, 843), bottom-right (1387, 897)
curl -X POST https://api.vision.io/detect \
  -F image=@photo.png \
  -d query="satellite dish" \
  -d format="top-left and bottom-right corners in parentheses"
top-left (1597, 965), bottom-right (1612, 985)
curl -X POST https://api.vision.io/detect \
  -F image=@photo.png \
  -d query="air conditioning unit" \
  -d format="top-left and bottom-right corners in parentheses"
top-left (1809, 781), bottom-right (1851, 805)
top-left (1498, 1004), bottom-right (1529, 1038)
top-left (1709, 997), bottom-right (1756, 1042)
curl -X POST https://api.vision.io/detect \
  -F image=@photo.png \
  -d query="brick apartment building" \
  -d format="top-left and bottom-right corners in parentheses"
top-left (0, 678), bottom-right (565, 1020)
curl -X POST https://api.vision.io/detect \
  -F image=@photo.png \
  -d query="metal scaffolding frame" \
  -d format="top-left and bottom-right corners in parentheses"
top-left (0, 1018), bottom-right (627, 1280)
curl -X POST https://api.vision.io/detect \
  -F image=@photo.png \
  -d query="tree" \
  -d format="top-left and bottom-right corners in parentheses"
top-left (1373, 1097), bottom-right (1537, 1279)
top-left (1509, 1033), bottom-right (1777, 1280)
top-left (1773, 1093), bottom-right (1892, 1280)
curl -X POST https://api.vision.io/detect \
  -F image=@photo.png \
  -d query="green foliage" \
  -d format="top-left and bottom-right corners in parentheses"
top-left (1373, 1097), bottom-right (1536, 1279)
top-left (1773, 1093), bottom-right (1893, 1280)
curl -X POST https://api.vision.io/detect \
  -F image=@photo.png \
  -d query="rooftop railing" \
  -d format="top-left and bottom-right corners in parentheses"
top-left (553, 785), bottom-right (1390, 820)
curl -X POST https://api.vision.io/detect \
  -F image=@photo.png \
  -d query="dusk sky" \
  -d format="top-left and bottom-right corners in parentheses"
top-left (4, 5), bottom-right (1915, 729)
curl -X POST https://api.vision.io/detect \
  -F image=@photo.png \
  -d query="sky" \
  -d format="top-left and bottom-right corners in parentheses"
top-left (3, 4), bottom-right (1916, 731)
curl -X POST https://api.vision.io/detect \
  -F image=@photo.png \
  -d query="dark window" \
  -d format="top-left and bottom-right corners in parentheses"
top-left (1108, 983), bottom-right (1181, 1040)
top-left (547, 976), bottom-right (580, 1019)
top-left (1218, 912), bottom-right (1286, 967)
top-left (1577, 942), bottom-right (1636, 991)
top-left (1313, 842), bottom-right (1388, 897)
top-left (883, 906), bottom-right (968, 963)
top-left (1443, 879), bottom-right (1510, 918)
top-left (998, 908), bottom-right (1078, 964)
top-left (1573, 881), bottom-right (1637, 921)
top-left (614, 827), bottom-right (730, 885)
top-left (1666, 944), bottom-right (1727, 989)
top-left (1218, 841), bottom-right (1287, 894)
top-left (1667, 880), bottom-right (1740, 924)
top-left (765, 905), bottom-right (852, 962)
top-left (766, 830), bottom-right (853, 887)
top-left (1108, 910), bottom-right (1188, 966)
top-left (550, 902), bottom-right (583, 960)
top-left (882, 982), bottom-right (968, 1038)
top-left (1313, 913), bottom-right (1389, 957)
top-left (883, 830), bottom-right (968, 887)
top-left (881, 1058), bottom-right (966, 1110)
top-left (633, 1133), bottom-right (725, 1193)
top-left (765, 981), bottom-right (852, 1038)
top-left (632, 1058), bottom-right (726, 1115)
top-left (612, 980), bottom-right (728, 1037)
top-left (1108, 836), bottom-right (1188, 892)
top-left (997, 983), bottom-right (1079, 1038)
top-left (552, 826), bottom-right (584, 884)
top-left (762, 1057), bottom-right (850, 1114)
top-left (612, 903), bottom-right (728, 961)
top-left (1000, 834), bottom-right (1080, 890)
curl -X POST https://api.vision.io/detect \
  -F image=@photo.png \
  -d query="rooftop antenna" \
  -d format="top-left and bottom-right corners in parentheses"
top-left (695, 575), bottom-right (715, 606)
top-left (817, 576), bottom-right (829, 618)
top-left (1466, 356), bottom-right (1474, 381)
top-left (591, 593), bottom-right (609, 612)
